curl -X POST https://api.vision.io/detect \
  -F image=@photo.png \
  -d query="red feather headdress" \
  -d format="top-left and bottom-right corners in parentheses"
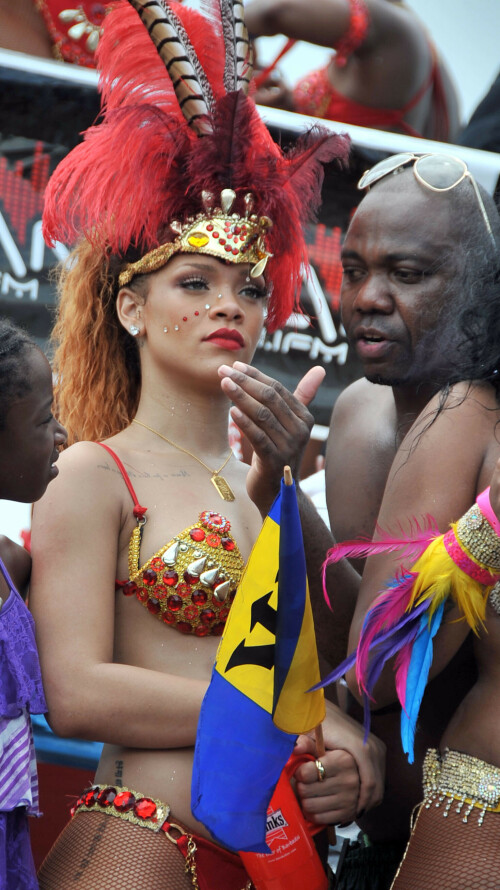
top-left (42, 0), bottom-right (349, 331)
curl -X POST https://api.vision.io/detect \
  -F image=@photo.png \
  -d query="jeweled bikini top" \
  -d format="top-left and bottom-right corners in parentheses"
top-left (99, 443), bottom-right (244, 636)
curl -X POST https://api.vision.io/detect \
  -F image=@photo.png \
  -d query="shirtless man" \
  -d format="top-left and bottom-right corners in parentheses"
top-left (221, 153), bottom-right (500, 888)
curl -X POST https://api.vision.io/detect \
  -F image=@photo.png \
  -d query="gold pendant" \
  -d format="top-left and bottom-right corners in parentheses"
top-left (211, 474), bottom-right (235, 502)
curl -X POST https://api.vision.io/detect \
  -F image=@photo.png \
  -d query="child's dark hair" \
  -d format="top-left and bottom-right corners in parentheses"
top-left (0, 319), bottom-right (37, 429)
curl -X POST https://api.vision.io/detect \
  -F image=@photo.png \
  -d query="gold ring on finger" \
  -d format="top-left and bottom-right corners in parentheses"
top-left (315, 759), bottom-right (326, 782)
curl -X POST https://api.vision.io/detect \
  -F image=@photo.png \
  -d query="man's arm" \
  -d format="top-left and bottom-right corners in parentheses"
top-left (219, 361), bottom-right (360, 675)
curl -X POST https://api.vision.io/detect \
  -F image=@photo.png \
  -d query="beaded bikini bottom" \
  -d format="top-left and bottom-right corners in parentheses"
top-left (72, 784), bottom-right (252, 890)
top-left (422, 747), bottom-right (500, 824)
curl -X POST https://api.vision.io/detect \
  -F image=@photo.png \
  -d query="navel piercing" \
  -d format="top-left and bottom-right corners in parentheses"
top-left (205, 303), bottom-right (210, 310)
top-left (130, 324), bottom-right (140, 336)
top-left (217, 293), bottom-right (222, 300)
top-left (163, 326), bottom-right (168, 333)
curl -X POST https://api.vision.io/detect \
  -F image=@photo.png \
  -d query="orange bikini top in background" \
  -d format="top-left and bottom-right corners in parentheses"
top-left (98, 443), bottom-right (245, 637)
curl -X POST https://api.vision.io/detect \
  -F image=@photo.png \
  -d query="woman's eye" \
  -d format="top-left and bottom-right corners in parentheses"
top-left (180, 277), bottom-right (209, 290)
top-left (241, 285), bottom-right (269, 300)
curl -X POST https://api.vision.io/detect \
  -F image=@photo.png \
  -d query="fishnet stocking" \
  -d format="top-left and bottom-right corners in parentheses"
top-left (391, 801), bottom-right (500, 889)
top-left (37, 811), bottom-right (195, 890)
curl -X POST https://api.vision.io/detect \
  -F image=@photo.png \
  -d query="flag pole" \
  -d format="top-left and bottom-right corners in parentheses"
top-left (283, 466), bottom-right (326, 760)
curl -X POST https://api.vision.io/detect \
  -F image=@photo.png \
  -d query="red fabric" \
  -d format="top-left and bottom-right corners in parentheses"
top-left (97, 442), bottom-right (147, 520)
top-left (293, 46), bottom-right (450, 141)
top-left (34, 0), bottom-right (107, 67)
top-left (334, 0), bottom-right (370, 68)
top-left (186, 832), bottom-right (252, 890)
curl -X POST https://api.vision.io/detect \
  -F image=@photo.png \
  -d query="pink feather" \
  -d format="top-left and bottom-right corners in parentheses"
top-left (355, 572), bottom-right (418, 694)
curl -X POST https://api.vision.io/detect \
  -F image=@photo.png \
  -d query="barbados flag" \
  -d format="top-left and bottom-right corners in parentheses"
top-left (191, 476), bottom-right (325, 852)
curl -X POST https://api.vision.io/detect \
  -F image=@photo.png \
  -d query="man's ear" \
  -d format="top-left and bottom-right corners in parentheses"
top-left (116, 287), bottom-right (144, 335)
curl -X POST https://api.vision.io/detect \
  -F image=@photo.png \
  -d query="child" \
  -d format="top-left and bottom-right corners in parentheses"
top-left (0, 318), bottom-right (66, 888)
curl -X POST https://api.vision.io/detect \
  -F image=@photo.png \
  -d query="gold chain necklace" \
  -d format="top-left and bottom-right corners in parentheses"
top-left (131, 418), bottom-right (235, 502)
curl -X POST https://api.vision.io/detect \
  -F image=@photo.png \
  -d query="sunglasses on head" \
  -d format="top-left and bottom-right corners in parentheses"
top-left (358, 152), bottom-right (496, 248)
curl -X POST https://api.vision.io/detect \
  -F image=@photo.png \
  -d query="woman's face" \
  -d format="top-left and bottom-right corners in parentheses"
top-left (125, 254), bottom-right (268, 384)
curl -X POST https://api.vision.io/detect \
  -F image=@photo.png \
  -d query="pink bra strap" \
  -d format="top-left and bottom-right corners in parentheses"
top-left (97, 442), bottom-right (147, 521)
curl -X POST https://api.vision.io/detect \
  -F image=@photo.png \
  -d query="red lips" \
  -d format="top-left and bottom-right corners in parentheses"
top-left (204, 328), bottom-right (245, 349)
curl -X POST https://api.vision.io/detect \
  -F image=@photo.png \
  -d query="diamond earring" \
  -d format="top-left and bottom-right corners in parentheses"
top-left (130, 324), bottom-right (140, 336)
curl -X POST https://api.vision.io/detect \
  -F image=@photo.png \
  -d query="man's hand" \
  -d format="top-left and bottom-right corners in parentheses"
top-left (219, 362), bottom-right (325, 516)
top-left (293, 703), bottom-right (386, 825)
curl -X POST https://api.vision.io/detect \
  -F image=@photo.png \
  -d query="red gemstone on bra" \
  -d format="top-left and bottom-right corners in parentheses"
top-left (190, 528), bottom-right (205, 542)
top-left (142, 568), bottom-right (157, 586)
top-left (97, 787), bottom-right (117, 807)
top-left (229, 589), bottom-right (237, 602)
top-left (206, 534), bottom-right (221, 547)
top-left (137, 588), bottom-right (149, 603)
top-left (219, 607), bottom-right (230, 620)
top-left (146, 597), bottom-right (161, 615)
top-left (155, 584), bottom-right (168, 600)
top-left (177, 621), bottom-right (193, 634)
top-left (212, 622), bottom-right (225, 636)
top-left (200, 608), bottom-right (216, 625)
top-left (151, 558), bottom-right (164, 571)
top-left (192, 589), bottom-right (208, 605)
top-left (195, 625), bottom-right (210, 637)
top-left (162, 610), bottom-right (175, 625)
top-left (183, 571), bottom-right (198, 585)
top-left (114, 791), bottom-right (136, 811)
top-left (176, 583), bottom-right (192, 597)
top-left (184, 605), bottom-right (198, 620)
top-left (122, 581), bottom-right (139, 597)
top-left (167, 594), bottom-right (183, 612)
top-left (163, 571), bottom-right (178, 587)
top-left (134, 798), bottom-right (157, 819)
top-left (221, 537), bottom-right (235, 551)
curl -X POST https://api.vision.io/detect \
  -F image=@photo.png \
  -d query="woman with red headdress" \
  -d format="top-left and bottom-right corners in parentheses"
top-left (25, 2), bottom-right (383, 887)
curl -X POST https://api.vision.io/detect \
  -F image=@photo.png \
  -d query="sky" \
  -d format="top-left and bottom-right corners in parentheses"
top-left (249, 0), bottom-right (500, 126)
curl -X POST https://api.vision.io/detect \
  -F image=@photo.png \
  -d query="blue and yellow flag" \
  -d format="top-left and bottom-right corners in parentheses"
top-left (191, 478), bottom-right (325, 852)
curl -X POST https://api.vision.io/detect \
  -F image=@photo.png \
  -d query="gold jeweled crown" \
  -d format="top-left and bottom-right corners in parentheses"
top-left (118, 188), bottom-right (273, 286)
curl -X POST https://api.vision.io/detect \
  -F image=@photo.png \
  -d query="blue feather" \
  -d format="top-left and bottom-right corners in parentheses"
top-left (401, 602), bottom-right (444, 763)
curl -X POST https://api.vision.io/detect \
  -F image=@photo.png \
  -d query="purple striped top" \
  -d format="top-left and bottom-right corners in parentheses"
top-left (0, 556), bottom-right (46, 815)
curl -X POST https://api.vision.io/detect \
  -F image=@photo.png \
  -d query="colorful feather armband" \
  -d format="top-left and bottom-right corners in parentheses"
top-left (314, 487), bottom-right (500, 763)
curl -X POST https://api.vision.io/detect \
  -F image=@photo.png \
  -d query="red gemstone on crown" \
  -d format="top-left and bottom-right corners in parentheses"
top-left (221, 537), bottom-right (235, 551)
top-left (163, 571), bottom-right (178, 587)
top-left (134, 798), bottom-right (157, 820)
top-left (142, 569), bottom-right (157, 586)
top-left (114, 791), bottom-right (136, 811)
top-left (190, 528), bottom-right (205, 542)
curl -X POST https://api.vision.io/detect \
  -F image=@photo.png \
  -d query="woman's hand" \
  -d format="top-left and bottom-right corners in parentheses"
top-left (293, 704), bottom-right (385, 825)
